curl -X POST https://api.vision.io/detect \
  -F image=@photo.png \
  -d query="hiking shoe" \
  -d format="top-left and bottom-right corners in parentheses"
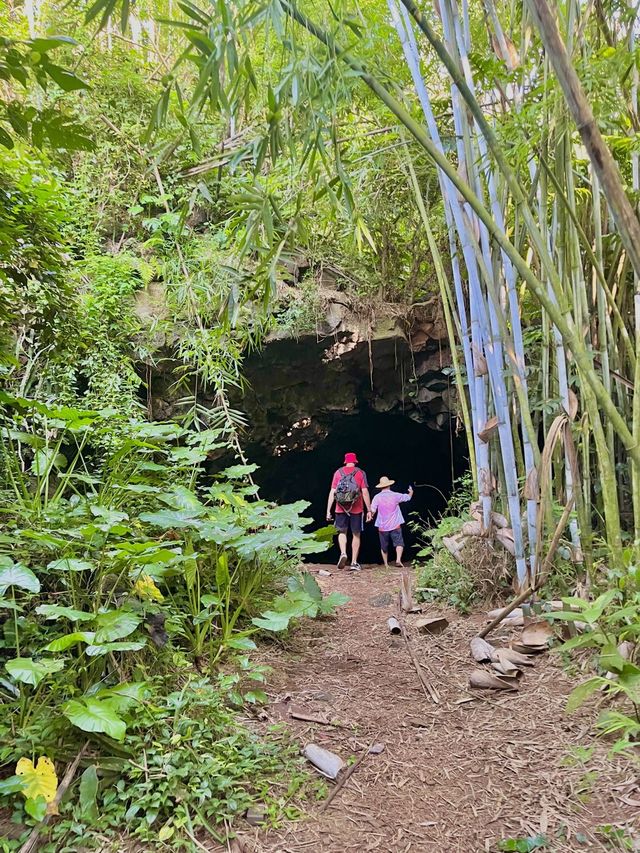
top-left (348, 562), bottom-right (361, 572)
top-left (337, 553), bottom-right (348, 569)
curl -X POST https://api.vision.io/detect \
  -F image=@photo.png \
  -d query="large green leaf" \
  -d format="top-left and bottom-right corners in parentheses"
top-left (157, 486), bottom-right (205, 513)
top-left (47, 558), bottom-right (94, 573)
top-left (617, 663), bottom-right (640, 703)
top-left (45, 631), bottom-right (96, 651)
top-left (90, 506), bottom-right (129, 529)
top-left (139, 509), bottom-right (202, 529)
top-left (29, 35), bottom-right (78, 51)
top-left (599, 643), bottom-right (628, 673)
top-left (291, 572), bottom-right (323, 602)
top-left (5, 657), bottom-right (64, 686)
top-left (251, 611), bottom-right (292, 632)
top-left (94, 610), bottom-right (141, 643)
top-left (0, 562), bottom-right (40, 593)
top-left (0, 776), bottom-right (25, 795)
top-left (94, 681), bottom-right (149, 712)
top-left (582, 590), bottom-right (619, 624)
top-left (218, 463), bottom-right (258, 479)
top-left (35, 604), bottom-right (93, 622)
top-left (85, 640), bottom-right (146, 657)
top-left (63, 697), bottom-right (126, 741)
top-left (31, 447), bottom-right (67, 475)
top-left (43, 63), bottom-right (90, 92)
top-left (77, 765), bottom-right (99, 822)
top-left (319, 591), bottom-right (350, 614)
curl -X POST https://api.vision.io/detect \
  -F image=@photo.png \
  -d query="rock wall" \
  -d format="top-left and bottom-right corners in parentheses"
top-left (239, 291), bottom-right (456, 455)
top-left (137, 281), bottom-right (457, 454)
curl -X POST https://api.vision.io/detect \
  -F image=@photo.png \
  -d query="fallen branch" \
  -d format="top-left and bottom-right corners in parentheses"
top-left (479, 585), bottom-right (533, 640)
top-left (400, 571), bottom-right (414, 612)
top-left (318, 742), bottom-right (372, 813)
top-left (398, 596), bottom-right (440, 704)
top-left (290, 709), bottom-right (330, 725)
top-left (19, 743), bottom-right (89, 853)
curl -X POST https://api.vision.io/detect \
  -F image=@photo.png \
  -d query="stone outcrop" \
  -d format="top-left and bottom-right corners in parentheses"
top-left (136, 279), bottom-right (457, 456)
top-left (239, 290), bottom-right (455, 455)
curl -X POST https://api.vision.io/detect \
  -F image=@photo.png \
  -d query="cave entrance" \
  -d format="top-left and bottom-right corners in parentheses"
top-left (246, 407), bottom-right (468, 565)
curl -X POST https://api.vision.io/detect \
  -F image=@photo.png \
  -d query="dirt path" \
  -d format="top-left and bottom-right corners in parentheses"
top-left (242, 565), bottom-right (638, 852)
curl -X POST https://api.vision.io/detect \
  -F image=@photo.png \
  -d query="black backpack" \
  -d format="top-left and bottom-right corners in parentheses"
top-left (335, 467), bottom-right (362, 512)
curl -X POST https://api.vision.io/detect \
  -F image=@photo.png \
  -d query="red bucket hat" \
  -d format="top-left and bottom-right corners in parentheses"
top-left (344, 452), bottom-right (358, 464)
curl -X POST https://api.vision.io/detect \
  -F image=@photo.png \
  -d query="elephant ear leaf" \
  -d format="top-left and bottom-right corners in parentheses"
top-left (15, 757), bottom-right (58, 803)
top-left (35, 604), bottom-right (93, 622)
top-left (5, 657), bottom-right (64, 686)
top-left (0, 562), bottom-right (40, 594)
top-left (63, 697), bottom-right (127, 741)
top-left (251, 611), bottom-right (292, 632)
top-left (94, 610), bottom-right (141, 643)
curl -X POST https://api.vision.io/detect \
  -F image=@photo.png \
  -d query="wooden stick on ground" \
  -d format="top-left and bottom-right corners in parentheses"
top-left (478, 586), bottom-right (533, 640)
top-left (19, 743), bottom-right (89, 853)
top-left (397, 596), bottom-right (440, 704)
top-left (400, 571), bottom-right (414, 612)
top-left (318, 742), bottom-right (373, 813)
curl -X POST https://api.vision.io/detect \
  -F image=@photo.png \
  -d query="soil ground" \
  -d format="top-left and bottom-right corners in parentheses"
top-left (234, 564), bottom-right (639, 853)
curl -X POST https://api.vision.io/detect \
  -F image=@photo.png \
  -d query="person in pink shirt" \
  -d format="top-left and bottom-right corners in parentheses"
top-left (371, 476), bottom-right (413, 568)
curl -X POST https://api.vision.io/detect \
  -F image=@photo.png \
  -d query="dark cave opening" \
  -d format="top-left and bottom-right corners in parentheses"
top-left (246, 407), bottom-right (469, 564)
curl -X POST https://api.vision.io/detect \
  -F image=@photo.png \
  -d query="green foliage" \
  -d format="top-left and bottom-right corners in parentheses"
top-left (415, 538), bottom-right (476, 614)
top-left (0, 35), bottom-right (91, 151)
top-left (498, 837), bottom-right (547, 852)
top-left (0, 146), bottom-right (71, 362)
top-left (1, 676), bottom-right (311, 849)
top-left (550, 554), bottom-right (640, 756)
top-left (411, 472), bottom-right (476, 613)
top-left (0, 394), bottom-right (339, 845)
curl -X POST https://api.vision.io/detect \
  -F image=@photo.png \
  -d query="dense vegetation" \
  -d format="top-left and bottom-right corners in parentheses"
top-left (2, 0), bottom-right (640, 848)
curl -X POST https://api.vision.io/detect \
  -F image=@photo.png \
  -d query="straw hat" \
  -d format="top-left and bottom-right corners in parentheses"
top-left (376, 476), bottom-right (395, 488)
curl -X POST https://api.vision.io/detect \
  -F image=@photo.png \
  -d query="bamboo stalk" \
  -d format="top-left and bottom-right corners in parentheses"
top-left (526, 0), bottom-right (640, 277)
top-left (281, 0), bottom-right (640, 470)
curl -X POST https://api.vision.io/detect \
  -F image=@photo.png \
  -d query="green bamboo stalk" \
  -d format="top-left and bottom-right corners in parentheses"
top-left (280, 0), bottom-right (640, 468)
top-left (402, 152), bottom-right (478, 489)
top-left (526, 0), bottom-right (640, 278)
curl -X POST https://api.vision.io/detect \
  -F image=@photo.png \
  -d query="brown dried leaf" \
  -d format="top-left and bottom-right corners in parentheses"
top-left (474, 347), bottom-right (488, 377)
top-left (478, 415), bottom-right (499, 443)
top-left (523, 467), bottom-right (539, 501)
top-left (493, 647), bottom-right (535, 667)
top-left (487, 606), bottom-right (523, 620)
top-left (470, 636), bottom-right (496, 662)
top-left (511, 642), bottom-right (547, 655)
top-left (492, 648), bottom-right (522, 674)
top-left (469, 669), bottom-right (519, 691)
top-left (521, 620), bottom-right (554, 649)
top-left (567, 388), bottom-right (579, 420)
top-left (414, 615), bottom-right (449, 635)
top-left (461, 520), bottom-right (483, 537)
top-left (495, 527), bottom-right (516, 556)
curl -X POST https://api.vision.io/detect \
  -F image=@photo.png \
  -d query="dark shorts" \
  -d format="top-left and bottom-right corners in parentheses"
top-left (335, 512), bottom-right (363, 533)
top-left (379, 527), bottom-right (404, 551)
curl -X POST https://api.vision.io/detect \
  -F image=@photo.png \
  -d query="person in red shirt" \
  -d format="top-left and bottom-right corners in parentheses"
top-left (326, 452), bottom-right (372, 572)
